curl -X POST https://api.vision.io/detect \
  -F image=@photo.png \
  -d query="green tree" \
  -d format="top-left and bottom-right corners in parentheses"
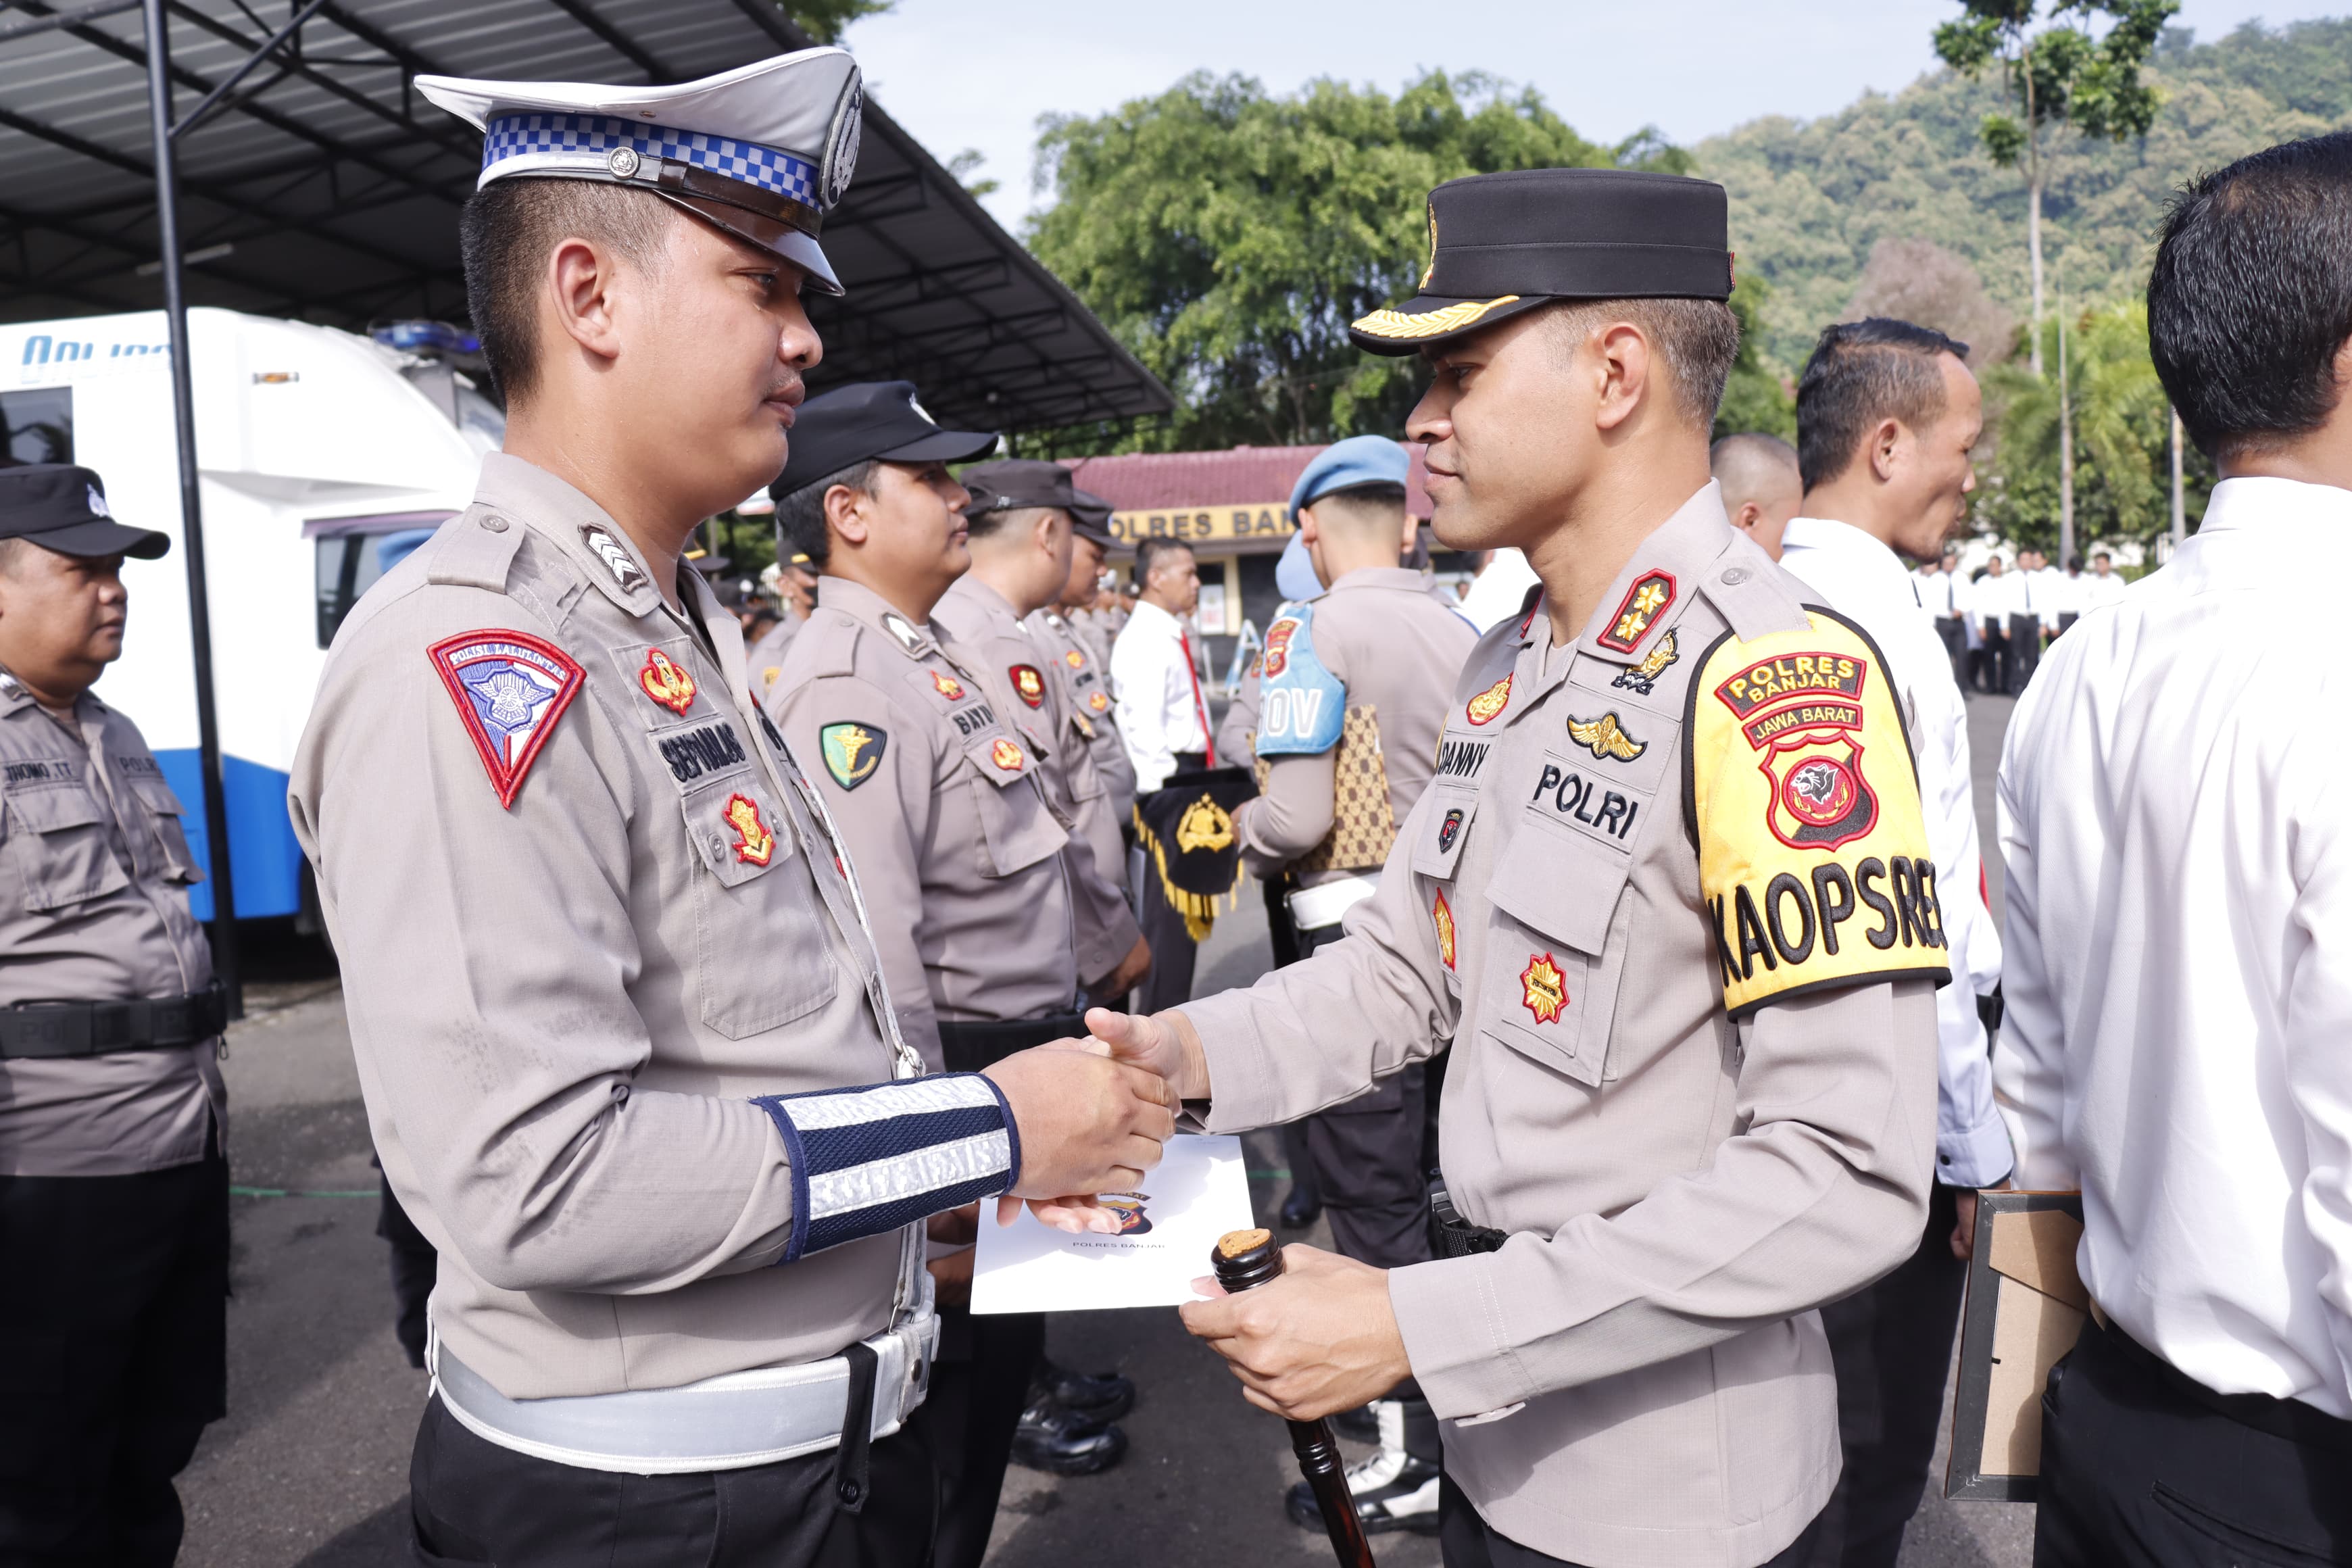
top-left (1933, 1), bottom-right (2178, 378)
top-left (1976, 300), bottom-right (2209, 555)
top-left (1025, 72), bottom-right (1667, 454)
top-left (1715, 271), bottom-right (1795, 442)
top-left (779, 0), bottom-right (893, 43)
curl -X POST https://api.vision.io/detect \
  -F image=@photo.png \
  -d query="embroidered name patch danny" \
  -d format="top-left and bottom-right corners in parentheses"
top-left (428, 630), bottom-right (586, 808)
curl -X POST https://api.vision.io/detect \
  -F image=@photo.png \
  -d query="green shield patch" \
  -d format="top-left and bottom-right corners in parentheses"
top-left (818, 722), bottom-right (887, 790)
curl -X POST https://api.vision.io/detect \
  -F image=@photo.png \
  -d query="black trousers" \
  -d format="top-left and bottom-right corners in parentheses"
top-left (1805, 1181), bottom-right (1966, 1568)
top-left (1440, 1473), bottom-right (1824, 1567)
top-left (1978, 621), bottom-right (2009, 694)
top-left (2007, 612), bottom-right (2044, 692)
top-left (410, 1394), bottom-right (936, 1567)
top-left (1294, 917), bottom-right (1433, 1272)
top-left (2036, 1317), bottom-right (2352, 1567)
top-left (0, 1151), bottom-right (228, 1568)
top-left (376, 1160), bottom-right (437, 1370)
top-left (1932, 616), bottom-right (1966, 689)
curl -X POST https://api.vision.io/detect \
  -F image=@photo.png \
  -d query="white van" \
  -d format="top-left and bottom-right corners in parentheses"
top-left (1, 308), bottom-right (499, 921)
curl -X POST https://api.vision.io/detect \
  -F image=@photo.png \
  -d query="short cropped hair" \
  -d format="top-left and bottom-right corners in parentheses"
top-left (459, 177), bottom-right (676, 404)
top-left (1796, 318), bottom-right (1971, 491)
top-left (966, 503), bottom-right (1058, 544)
top-left (1709, 433), bottom-right (1800, 506)
top-left (775, 460), bottom-right (880, 570)
top-left (2149, 132), bottom-right (2352, 462)
top-left (1306, 482), bottom-right (1408, 531)
top-left (1132, 535), bottom-right (1194, 590)
top-left (1546, 298), bottom-right (1742, 431)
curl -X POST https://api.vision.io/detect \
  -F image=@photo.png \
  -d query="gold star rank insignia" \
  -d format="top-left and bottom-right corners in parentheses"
top-left (1520, 952), bottom-right (1568, 1025)
top-left (1599, 570), bottom-right (1676, 653)
top-left (1565, 712), bottom-right (1646, 762)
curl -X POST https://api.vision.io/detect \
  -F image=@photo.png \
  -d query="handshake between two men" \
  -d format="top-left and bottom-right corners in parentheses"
top-left (966, 1007), bottom-right (1415, 1427)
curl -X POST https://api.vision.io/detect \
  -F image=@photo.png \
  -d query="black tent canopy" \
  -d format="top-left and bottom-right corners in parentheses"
top-left (0, 0), bottom-right (1171, 431)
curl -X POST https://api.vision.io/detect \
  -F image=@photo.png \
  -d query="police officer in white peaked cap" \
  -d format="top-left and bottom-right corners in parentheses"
top-left (288, 48), bottom-right (1176, 1568)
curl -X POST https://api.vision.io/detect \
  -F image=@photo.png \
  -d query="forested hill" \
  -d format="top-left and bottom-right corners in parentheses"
top-left (1700, 18), bottom-right (2352, 373)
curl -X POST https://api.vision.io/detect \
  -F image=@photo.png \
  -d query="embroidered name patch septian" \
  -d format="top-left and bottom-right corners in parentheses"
top-left (1599, 570), bottom-right (1675, 653)
top-left (819, 722), bottom-right (886, 790)
top-left (1521, 952), bottom-right (1569, 1024)
top-left (725, 793), bottom-right (775, 865)
top-left (1010, 664), bottom-right (1046, 708)
top-left (428, 630), bottom-right (586, 809)
top-left (1466, 675), bottom-right (1513, 726)
top-left (638, 648), bottom-right (697, 714)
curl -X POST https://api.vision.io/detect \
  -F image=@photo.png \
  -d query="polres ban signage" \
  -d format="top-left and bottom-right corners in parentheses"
top-left (1108, 503), bottom-right (1294, 549)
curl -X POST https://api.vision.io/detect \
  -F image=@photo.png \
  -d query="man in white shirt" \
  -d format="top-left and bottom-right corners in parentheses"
top-left (1967, 554), bottom-right (2013, 693)
top-left (1998, 131), bottom-right (2352, 1564)
top-left (2076, 548), bottom-right (2131, 613)
top-left (1778, 318), bottom-right (2013, 1568)
top-left (1922, 546), bottom-right (1968, 685)
top-left (2005, 547), bottom-right (2049, 692)
top-left (1110, 537), bottom-right (1213, 1009)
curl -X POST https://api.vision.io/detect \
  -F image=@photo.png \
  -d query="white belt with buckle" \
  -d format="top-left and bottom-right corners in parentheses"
top-left (428, 1287), bottom-right (939, 1475)
top-left (1286, 871), bottom-right (1380, 933)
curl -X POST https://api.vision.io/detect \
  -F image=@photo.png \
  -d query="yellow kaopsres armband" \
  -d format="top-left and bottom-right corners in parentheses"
top-left (1685, 610), bottom-right (1951, 1016)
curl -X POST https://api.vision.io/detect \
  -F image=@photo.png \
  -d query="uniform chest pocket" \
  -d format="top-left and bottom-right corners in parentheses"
top-left (127, 777), bottom-right (200, 884)
top-left (1478, 823), bottom-right (1632, 1089)
top-left (680, 776), bottom-right (839, 1038)
top-left (962, 739), bottom-right (1066, 879)
top-left (1064, 717), bottom-right (1107, 803)
top-left (3, 784), bottom-right (130, 912)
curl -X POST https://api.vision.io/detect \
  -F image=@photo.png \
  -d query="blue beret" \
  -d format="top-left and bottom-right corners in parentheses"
top-left (1289, 435), bottom-right (1409, 521)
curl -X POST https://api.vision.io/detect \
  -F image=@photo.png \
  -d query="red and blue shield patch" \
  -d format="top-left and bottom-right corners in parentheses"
top-left (428, 630), bottom-right (585, 809)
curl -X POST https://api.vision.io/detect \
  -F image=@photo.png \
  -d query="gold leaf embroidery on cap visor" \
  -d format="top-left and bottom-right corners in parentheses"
top-left (1352, 295), bottom-right (1523, 340)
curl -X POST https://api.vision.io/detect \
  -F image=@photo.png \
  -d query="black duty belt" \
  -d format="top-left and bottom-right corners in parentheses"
top-left (0, 987), bottom-right (228, 1059)
top-left (936, 1013), bottom-right (1087, 1073)
top-left (1428, 1177), bottom-right (1506, 1260)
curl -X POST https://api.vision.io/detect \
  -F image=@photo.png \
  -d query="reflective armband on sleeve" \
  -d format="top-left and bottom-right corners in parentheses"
top-left (1685, 608), bottom-right (1951, 1017)
top-left (1252, 604), bottom-right (1346, 757)
top-left (752, 1073), bottom-right (1021, 1263)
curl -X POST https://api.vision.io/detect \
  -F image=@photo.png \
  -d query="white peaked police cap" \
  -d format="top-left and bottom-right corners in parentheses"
top-left (415, 48), bottom-right (864, 295)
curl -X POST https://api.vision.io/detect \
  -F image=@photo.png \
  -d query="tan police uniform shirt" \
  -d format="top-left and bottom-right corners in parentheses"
top-left (935, 575), bottom-right (1140, 981)
top-left (768, 578), bottom-right (1081, 1070)
top-left (747, 612), bottom-right (798, 703)
top-left (0, 673), bottom-right (222, 1177)
top-left (1025, 606), bottom-right (1136, 846)
top-left (1235, 566), bottom-right (1477, 887)
top-left (288, 452), bottom-right (920, 1400)
top-left (1177, 485), bottom-right (1944, 1568)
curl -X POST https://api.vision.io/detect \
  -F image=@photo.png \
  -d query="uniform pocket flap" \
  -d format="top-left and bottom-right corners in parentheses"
top-left (1486, 823), bottom-right (1628, 956)
top-left (128, 777), bottom-right (186, 816)
top-left (966, 764), bottom-right (1066, 878)
top-left (960, 731), bottom-right (1035, 789)
top-left (5, 784), bottom-right (105, 833)
top-left (1408, 787), bottom-right (1477, 881)
top-left (683, 778), bottom-right (792, 887)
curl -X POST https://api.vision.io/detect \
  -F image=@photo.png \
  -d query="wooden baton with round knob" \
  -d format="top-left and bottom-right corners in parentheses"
top-left (1211, 1229), bottom-right (1377, 1568)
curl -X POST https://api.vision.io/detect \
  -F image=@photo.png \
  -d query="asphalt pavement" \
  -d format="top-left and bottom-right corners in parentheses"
top-left (172, 690), bottom-right (2034, 1568)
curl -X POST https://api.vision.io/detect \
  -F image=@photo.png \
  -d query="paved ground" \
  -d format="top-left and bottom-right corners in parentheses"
top-left (173, 690), bottom-right (2033, 1567)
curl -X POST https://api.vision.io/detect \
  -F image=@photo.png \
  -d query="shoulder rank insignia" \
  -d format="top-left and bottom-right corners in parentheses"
top-left (638, 648), bottom-right (697, 714)
top-left (1520, 952), bottom-right (1568, 1025)
top-left (723, 793), bottom-right (775, 865)
top-left (1433, 889), bottom-right (1456, 970)
top-left (1087, 689), bottom-right (1110, 714)
top-left (989, 736), bottom-right (1025, 773)
top-left (1688, 612), bottom-right (1949, 1019)
top-left (818, 722), bottom-right (887, 790)
top-left (1063, 648), bottom-right (1086, 669)
top-left (580, 526), bottom-right (649, 594)
top-left (1611, 629), bottom-right (1680, 695)
top-left (929, 669), bottom-right (966, 702)
top-left (881, 612), bottom-right (925, 654)
top-left (1598, 570), bottom-right (1676, 653)
top-left (428, 630), bottom-right (587, 809)
top-left (1010, 664), bottom-right (1046, 708)
top-left (1565, 712), bottom-right (1646, 762)
top-left (1465, 673), bottom-right (1513, 727)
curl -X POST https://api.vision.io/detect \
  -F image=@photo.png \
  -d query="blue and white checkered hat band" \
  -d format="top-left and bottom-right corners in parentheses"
top-left (481, 112), bottom-right (822, 210)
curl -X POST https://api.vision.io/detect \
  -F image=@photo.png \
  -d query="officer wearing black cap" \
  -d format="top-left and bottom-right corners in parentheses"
top-left (768, 384), bottom-right (1140, 1566)
top-left (1096, 168), bottom-right (1944, 1568)
top-left (0, 464), bottom-right (228, 1567)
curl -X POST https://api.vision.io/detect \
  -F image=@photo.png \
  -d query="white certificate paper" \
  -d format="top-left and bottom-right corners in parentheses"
top-left (970, 1133), bottom-right (1254, 1314)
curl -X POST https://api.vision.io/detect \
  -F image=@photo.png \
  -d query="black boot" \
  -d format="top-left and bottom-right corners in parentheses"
top-left (1285, 1398), bottom-right (1442, 1536)
top-left (1032, 1357), bottom-right (1135, 1422)
top-left (1010, 1396), bottom-right (1127, 1476)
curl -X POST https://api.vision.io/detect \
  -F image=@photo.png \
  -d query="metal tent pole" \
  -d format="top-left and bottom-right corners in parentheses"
top-left (141, 0), bottom-right (241, 1016)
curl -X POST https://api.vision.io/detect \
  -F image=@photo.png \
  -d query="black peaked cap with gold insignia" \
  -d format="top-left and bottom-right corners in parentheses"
top-left (1350, 168), bottom-right (1733, 355)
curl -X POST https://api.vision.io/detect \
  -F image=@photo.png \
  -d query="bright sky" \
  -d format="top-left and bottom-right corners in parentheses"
top-left (838, 0), bottom-right (2350, 230)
